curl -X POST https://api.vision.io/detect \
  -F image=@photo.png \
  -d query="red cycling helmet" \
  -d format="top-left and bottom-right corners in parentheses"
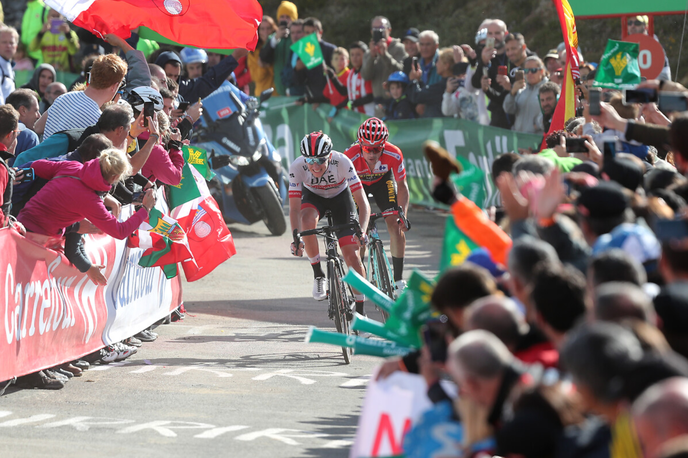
top-left (357, 117), bottom-right (389, 147)
top-left (300, 131), bottom-right (333, 158)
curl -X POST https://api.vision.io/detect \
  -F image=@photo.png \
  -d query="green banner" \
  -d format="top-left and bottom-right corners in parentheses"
top-left (290, 33), bottom-right (324, 69)
top-left (260, 97), bottom-right (542, 209)
top-left (138, 27), bottom-right (235, 55)
top-left (594, 40), bottom-right (641, 90)
top-left (569, 0), bottom-right (687, 17)
top-left (15, 70), bottom-right (80, 90)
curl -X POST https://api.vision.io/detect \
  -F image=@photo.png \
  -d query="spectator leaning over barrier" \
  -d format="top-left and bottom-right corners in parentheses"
top-left (503, 56), bottom-right (549, 135)
top-left (360, 16), bottom-right (407, 116)
top-left (139, 110), bottom-right (183, 186)
top-left (0, 26), bottom-right (18, 105)
top-left (258, 1), bottom-right (298, 96)
top-left (29, 8), bottom-right (79, 72)
top-left (471, 19), bottom-right (512, 129)
top-left (409, 47), bottom-right (456, 118)
top-left (346, 41), bottom-right (375, 116)
top-left (5, 89), bottom-right (41, 157)
top-left (538, 81), bottom-right (560, 133)
top-left (0, 104), bottom-right (20, 225)
top-left (17, 146), bottom-right (156, 240)
top-left (248, 15), bottom-right (278, 96)
top-left (39, 53), bottom-right (128, 140)
top-left (401, 28), bottom-right (420, 76)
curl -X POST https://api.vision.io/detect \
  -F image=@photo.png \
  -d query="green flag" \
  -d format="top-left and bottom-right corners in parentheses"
top-left (183, 145), bottom-right (215, 181)
top-left (168, 163), bottom-right (202, 209)
top-left (439, 211), bottom-right (480, 273)
top-left (593, 40), bottom-right (641, 89)
top-left (290, 33), bottom-right (324, 69)
top-left (450, 156), bottom-right (485, 205)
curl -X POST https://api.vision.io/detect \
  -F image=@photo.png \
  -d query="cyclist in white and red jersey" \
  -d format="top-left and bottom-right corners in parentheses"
top-left (289, 132), bottom-right (371, 310)
top-left (344, 117), bottom-right (410, 293)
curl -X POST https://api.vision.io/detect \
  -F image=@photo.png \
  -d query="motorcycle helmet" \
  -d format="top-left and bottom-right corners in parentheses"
top-left (180, 48), bottom-right (208, 65)
top-left (387, 71), bottom-right (409, 85)
top-left (126, 86), bottom-right (164, 112)
top-left (300, 132), bottom-right (333, 158)
top-left (357, 117), bottom-right (388, 147)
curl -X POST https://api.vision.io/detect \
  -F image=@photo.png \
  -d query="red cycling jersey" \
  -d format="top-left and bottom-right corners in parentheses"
top-left (343, 142), bottom-right (406, 186)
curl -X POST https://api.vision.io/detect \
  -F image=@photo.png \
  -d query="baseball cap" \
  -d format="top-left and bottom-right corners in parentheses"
top-left (544, 49), bottom-right (559, 61)
top-left (403, 28), bottom-right (419, 43)
top-left (576, 181), bottom-right (629, 219)
top-left (603, 157), bottom-right (644, 191)
top-left (592, 223), bottom-right (661, 271)
top-left (466, 248), bottom-right (506, 278)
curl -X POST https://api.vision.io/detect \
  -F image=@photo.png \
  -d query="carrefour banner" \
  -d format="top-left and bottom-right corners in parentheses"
top-left (0, 206), bottom-right (182, 382)
top-left (259, 98), bottom-right (542, 209)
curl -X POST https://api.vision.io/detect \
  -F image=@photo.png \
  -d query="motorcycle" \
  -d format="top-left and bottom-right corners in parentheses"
top-left (192, 82), bottom-right (287, 236)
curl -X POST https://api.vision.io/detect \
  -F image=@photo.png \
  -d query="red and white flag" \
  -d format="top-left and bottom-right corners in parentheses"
top-left (45, 0), bottom-right (262, 50)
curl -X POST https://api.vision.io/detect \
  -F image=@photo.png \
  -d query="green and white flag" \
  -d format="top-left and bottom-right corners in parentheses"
top-left (183, 145), bottom-right (215, 181)
top-left (168, 163), bottom-right (202, 209)
top-left (593, 39), bottom-right (641, 89)
top-left (290, 33), bottom-right (324, 69)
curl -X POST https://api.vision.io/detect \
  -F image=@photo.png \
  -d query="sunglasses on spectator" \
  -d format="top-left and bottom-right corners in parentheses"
top-left (523, 67), bottom-right (542, 74)
top-left (305, 156), bottom-right (328, 165)
top-left (628, 20), bottom-right (646, 26)
top-left (361, 144), bottom-right (384, 154)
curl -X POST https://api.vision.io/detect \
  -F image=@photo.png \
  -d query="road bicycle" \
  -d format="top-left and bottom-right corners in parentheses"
top-left (364, 207), bottom-right (410, 322)
top-left (296, 211), bottom-right (362, 364)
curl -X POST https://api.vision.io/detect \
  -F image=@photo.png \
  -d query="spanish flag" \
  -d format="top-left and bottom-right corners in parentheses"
top-left (546, 0), bottom-right (580, 137)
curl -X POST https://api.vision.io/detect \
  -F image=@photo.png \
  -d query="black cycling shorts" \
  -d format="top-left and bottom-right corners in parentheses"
top-left (364, 170), bottom-right (397, 211)
top-left (301, 187), bottom-right (359, 246)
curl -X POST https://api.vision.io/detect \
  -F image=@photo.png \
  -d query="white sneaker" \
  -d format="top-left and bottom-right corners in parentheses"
top-left (312, 277), bottom-right (327, 301)
top-left (113, 342), bottom-right (137, 361)
top-left (394, 280), bottom-right (407, 299)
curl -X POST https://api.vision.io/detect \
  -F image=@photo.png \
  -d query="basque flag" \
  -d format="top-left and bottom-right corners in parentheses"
top-left (45, 0), bottom-right (262, 50)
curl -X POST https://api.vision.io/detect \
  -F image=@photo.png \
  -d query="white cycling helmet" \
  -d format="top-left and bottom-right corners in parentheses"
top-left (126, 86), bottom-right (164, 112)
top-left (180, 48), bottom-right (208, 65)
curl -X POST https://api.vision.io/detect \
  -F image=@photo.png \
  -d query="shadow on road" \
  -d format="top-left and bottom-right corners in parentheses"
top-left (299, 412), bottom-right (360, 458)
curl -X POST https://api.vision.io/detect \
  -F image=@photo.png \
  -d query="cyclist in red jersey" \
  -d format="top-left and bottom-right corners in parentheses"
top-left (289, 132), bottom-right (370, 312)
top-left (344, 117), bottom-right (410, 293)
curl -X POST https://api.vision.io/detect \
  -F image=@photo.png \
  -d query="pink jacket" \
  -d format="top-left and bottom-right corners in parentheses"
top-left (140, 143), bottom-right (184, 185)
top-left (18, 158), bottom-right (148, 239)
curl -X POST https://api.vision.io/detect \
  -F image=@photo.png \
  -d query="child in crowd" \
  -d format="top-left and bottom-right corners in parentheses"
top-left (323, 47), bottom-right (350, 108)
top-left (29, 8), bottom-right (79, 72)
top-left (383, 71), bottom-right (415, 120)
top-left (13, 43), bottom-right (34, 71)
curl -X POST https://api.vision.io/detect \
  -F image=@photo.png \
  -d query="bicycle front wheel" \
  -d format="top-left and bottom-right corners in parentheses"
top-left (371, 241), bottom-right (394, 321)
top-left (328, 260), bottom-right (353, 364)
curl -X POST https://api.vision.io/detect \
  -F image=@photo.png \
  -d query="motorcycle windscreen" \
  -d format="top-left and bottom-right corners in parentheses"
top-left (200, 81), bottom-right (248, 125)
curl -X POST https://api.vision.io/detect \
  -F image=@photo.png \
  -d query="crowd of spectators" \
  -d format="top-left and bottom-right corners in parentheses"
top-left (0, 6), bottom-right (688, 458)
top-left (0, 2), bottom-right (253, 390)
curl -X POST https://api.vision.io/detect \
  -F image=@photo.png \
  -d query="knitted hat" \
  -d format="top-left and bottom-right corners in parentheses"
top-left (276, 1), bottom-right (298, 21)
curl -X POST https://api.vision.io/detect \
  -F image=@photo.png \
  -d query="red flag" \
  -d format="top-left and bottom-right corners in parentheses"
top-left (45, 0), bottom-right (262, 50)
top-left (179, 196), bottom-right (236, 282)
top-left (544, 0), bottom-right (580, 144)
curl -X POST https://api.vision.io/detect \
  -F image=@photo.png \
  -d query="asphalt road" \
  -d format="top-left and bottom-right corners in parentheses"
top-left (0, 206), bottom-right (446, 458)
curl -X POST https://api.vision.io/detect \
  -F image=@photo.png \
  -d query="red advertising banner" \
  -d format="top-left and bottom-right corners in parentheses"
top-left (0, 225), bottom-right (182, 382)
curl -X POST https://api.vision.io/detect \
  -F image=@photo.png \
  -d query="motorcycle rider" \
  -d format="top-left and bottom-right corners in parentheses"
top-left (344, 117), bottom-right (410, 294)
top-left (289, 132), bottom-right (370, 315)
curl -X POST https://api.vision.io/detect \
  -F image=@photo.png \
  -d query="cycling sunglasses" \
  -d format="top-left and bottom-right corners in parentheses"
top-left (305, 156), bottom-right (329, 165)
top-left (523, 67), bottom-right (542, 74)
top-left (361, 144), bottom-right (384, 154)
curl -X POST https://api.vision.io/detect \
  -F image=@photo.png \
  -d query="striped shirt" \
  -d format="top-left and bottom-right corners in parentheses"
top-left (43, 91), bottom-right (102, 140)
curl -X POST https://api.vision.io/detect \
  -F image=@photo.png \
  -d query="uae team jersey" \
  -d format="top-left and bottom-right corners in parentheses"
top-left (289, 151), bottom-right (363, 199)
top-left (343, 142), bottom-right (407, 186)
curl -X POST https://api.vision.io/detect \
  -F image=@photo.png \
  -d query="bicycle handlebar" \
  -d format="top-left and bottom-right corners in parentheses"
top-left (298, 219), bottom-right (363, 239)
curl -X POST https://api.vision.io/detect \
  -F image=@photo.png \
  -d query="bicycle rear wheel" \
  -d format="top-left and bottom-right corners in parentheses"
top-left (328, 260), bottom-right (353, 364)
